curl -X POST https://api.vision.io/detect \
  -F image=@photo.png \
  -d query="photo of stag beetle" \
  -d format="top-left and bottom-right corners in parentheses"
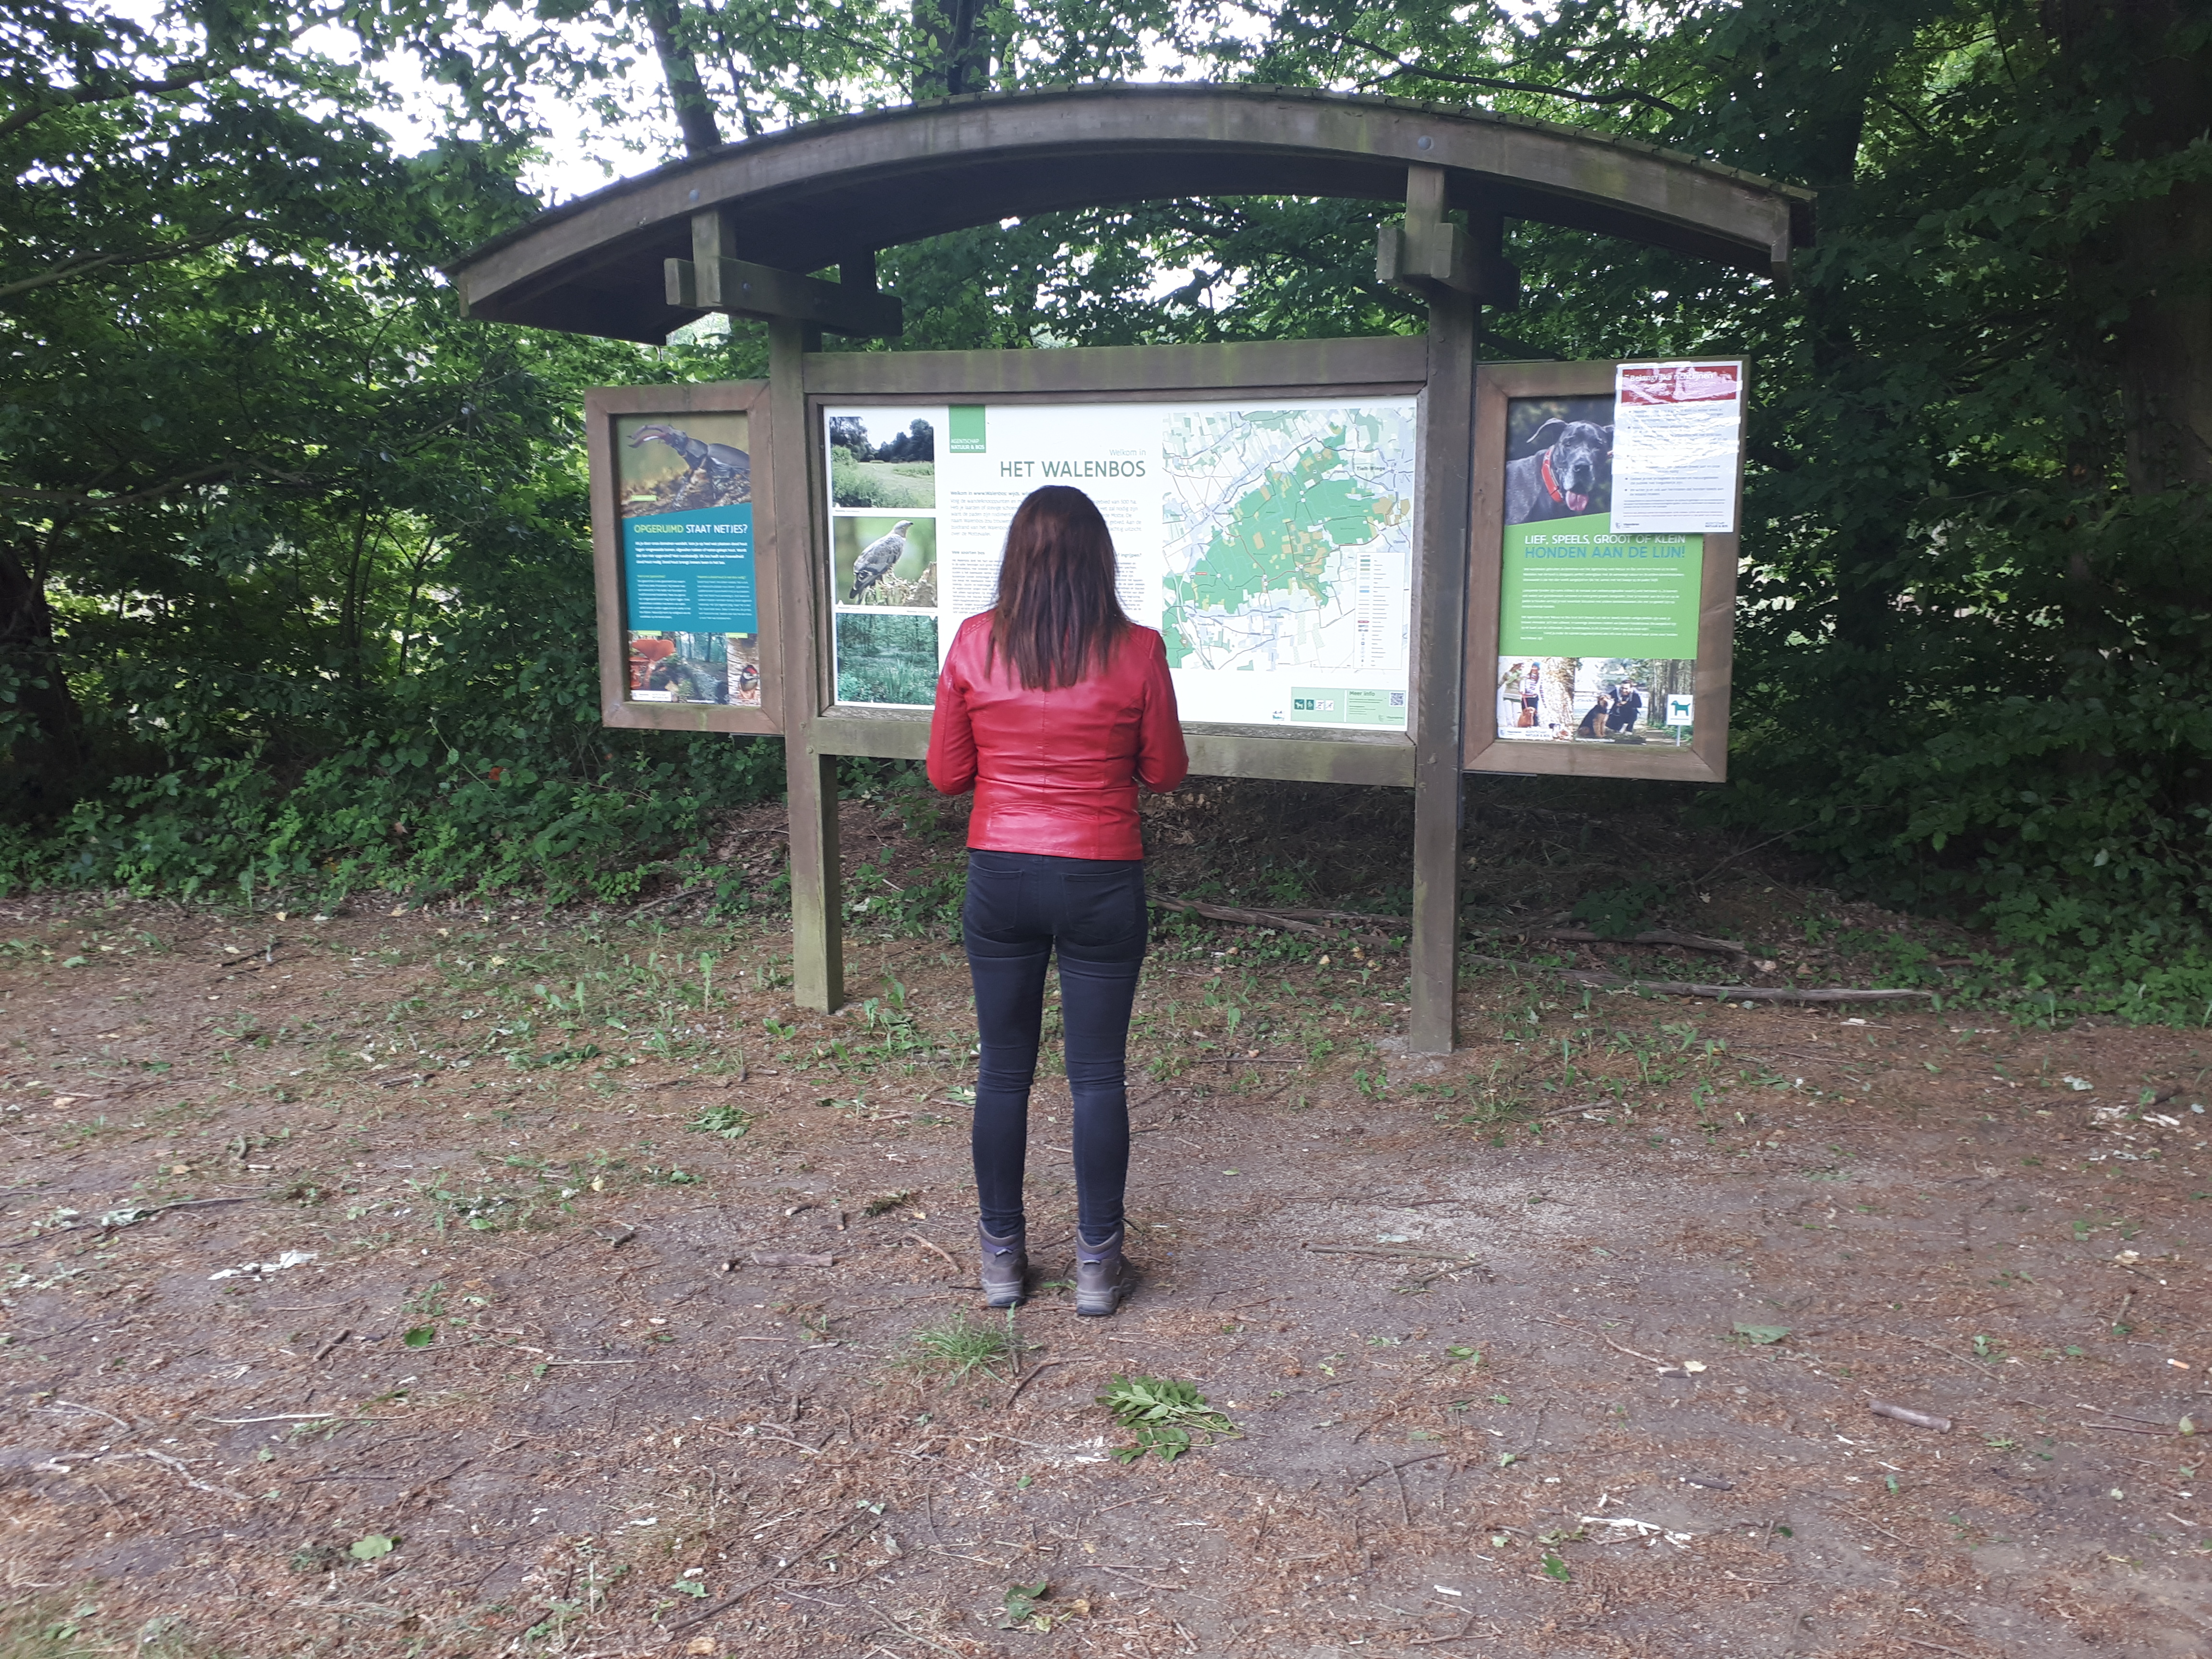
top-left (627, 423), bottom-right (751, 509)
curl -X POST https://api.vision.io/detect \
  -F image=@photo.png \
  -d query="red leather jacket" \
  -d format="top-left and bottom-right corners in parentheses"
top-left (926, 613), bottom-right (1189, 860)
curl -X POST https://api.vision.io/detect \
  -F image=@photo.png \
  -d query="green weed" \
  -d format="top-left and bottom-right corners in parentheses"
top-left (1097, 1375), bottom-right (1238, 1464)
top-left (901, 1310), bottom-right (1016, 1383)
top-left (686, 1103), bottom-right (755, 1139)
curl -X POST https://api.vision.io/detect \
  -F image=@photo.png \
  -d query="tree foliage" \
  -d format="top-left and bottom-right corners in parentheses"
top-left (2, 0), bottom-right (2209, 995)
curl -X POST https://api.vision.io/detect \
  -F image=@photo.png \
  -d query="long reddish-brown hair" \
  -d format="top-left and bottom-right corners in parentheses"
top-left (988, 486), bottom-right (1130, 690)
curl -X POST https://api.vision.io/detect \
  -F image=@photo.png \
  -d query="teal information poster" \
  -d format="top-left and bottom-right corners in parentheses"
top-left (616, 413), bottom-right (762, 709)
top-left (622, 505), bottom-right (756, 633)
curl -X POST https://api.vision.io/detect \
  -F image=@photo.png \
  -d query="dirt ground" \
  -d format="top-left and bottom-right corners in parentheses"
top-left (2, 782), bottom-right (2209, 1658)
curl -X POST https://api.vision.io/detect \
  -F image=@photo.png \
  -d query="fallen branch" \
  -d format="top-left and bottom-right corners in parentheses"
top-left (1539, 1313), bottom-right (1673, 1369)
top-left (633, 884), bottom-right (710, 914)
top-left (1409, 1611), bottom-right (1482, 1646)
top-left (1352, 1450), bottom-right (1447, 1488)
top-left (1475, 925), bottom-right (1750, 960)
top-left (1, 1193), bottom-right (259, 1249)
top-left (1262, 905), bottom-right (1410, 928)
top-left (200, 1412), bottom-right (340, 1425)
top-left (904, 1233), bottom-right (960, 1273)
top-left (125, 1448), bottom-right (250, 1502)
top-left (1896, 1635), bottom-right (1981, 1659)
top-left (1869, 1400), bottom-right (1952, 1432)
top-left (1151, 896), bottom-right (1326, 935)
top-left (671, 1516), bottom-right (859, 1631)
top-left (1095, 1563), bottom-right (1185, 1591)
top-left (1306, 1243), bottom-right (1478, 1262)
top-left (1007, 1359), bottom-right (1064, 1409)
top-left (1829, 1503), bottom-right (1911, 1546)
top-left (1463, 952), bottom-right (1935, 1003)
top-left (535, 1357), bottom-right (641, 1367)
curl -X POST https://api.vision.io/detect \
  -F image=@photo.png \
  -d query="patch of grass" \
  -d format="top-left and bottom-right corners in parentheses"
top-left (901, 1310), bottom-right (1016, 1383)
top-left (863, 1188), bottom-right (916, 1217)
top-left (0, 1593), bottom-right (225, 1658)
top-left (1097, 1375), bottom-right (1239, 1464)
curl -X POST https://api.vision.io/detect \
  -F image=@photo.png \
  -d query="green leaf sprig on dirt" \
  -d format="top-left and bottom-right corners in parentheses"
top-left (1097, 1375), bottom-right (1239, 1465)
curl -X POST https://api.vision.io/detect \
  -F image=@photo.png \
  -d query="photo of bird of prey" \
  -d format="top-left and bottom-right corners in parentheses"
top-left (626, 422), bottom-right (750, 509)
top-left (848, 519), bottom-right (914, 602)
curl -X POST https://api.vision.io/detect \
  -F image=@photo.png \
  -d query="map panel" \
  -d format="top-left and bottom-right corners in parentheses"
top-left (828, 396), bottom-right (1418, 729)
top-left (1158, 403), bottom-right (1416, 726)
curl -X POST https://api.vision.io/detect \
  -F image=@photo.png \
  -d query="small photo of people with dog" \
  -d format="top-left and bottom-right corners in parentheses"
top-left (627, 630), bottom-right (762, 706)
top-left (617, 413), bottom-right (751, 517)
top-left (1495, 655), bottom-right (1694, 743)
top-left (1504, 395), bottom-right (1613, 526)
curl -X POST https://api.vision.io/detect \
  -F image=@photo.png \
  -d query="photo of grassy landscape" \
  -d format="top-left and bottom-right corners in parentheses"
top-left (827, 409), bottom-right (935, 508)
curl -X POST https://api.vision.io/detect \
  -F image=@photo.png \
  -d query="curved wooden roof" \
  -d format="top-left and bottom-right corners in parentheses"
top-left (451, 83), bottom-right (1813, 343)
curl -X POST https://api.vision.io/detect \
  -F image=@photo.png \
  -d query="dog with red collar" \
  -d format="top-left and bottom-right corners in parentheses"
top-left (1503, 418), bottom-right (1614, 525)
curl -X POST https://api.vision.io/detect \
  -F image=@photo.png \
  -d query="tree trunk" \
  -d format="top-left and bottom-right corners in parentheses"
top-left (637, 0), bottom-right (724, 156)
top-left (0, 537), bottom-right (85, 812)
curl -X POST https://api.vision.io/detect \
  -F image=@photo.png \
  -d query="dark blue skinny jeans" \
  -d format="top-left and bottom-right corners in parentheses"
top-left (962, 850), bottom-right (1146, 1247)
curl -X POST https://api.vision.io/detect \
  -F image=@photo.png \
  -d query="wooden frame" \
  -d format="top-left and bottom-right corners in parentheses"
top-left (585, 380), bottom-right (782, 736)
top-left (1461, 360), bottom-right (1739, 782)
top-left (516, 89), bottom-right (1806, 1053)
top-left (794, 336), bottom-right (1431, 788)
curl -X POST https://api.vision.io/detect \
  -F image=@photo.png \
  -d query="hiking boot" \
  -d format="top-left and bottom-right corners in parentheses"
top-left (978, 1221), bottom-right (1028, 1309)
top-left (1074, 1226), bottom-right (1130, 1318)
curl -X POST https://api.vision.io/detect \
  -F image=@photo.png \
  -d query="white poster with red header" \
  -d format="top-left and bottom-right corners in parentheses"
top-left (1608, 360), bottom-right (1744, 534)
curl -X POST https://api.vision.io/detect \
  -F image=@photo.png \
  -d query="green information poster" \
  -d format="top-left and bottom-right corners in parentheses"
top-left (1493, 393), bottom-right (1701, 747)
top-left (1500, 516), bottom-right (1701, 658)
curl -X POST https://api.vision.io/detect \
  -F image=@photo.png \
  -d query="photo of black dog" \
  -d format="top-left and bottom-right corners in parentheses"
top-left (1503, 414), bottom-right (1613, 526)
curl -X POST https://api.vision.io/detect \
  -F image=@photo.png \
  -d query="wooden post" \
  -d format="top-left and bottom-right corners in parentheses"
top-left (1407, 229), bottom-right (1479, 1057)
top-left (768, 313), bottom-right (842, 1012)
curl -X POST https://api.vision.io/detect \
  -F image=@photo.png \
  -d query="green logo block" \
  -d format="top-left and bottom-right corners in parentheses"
top-left (949, 404), bottom-right (986, 454)
top-left (1290, 687), bottom-right (1407, 727)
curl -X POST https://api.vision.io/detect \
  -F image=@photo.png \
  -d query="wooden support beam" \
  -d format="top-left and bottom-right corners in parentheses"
top-left (768, 315), bottom-right (844, 1013)
top-left (1378, 164), bottom-right (1519, 308)
top-left (1407, 284), bottom-right (1479, 1055)
top-left (667, 252), bottom-right (902, 338)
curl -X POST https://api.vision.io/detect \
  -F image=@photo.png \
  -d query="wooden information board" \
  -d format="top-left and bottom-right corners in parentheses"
top-left (1464, 359), bottom-right (1744, 782)
top-left (587, 381), bottom-right (781, 737)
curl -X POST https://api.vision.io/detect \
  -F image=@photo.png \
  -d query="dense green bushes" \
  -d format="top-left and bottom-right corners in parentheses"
top-left (0, 501), bottom-right (786, 907)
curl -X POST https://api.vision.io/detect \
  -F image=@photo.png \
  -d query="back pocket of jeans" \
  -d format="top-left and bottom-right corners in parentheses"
top-left (1059, 873), bottom-right (1145, 951)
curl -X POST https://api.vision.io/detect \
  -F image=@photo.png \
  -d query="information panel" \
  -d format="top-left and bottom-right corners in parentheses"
top-left (821, 398), bottom-right (1418, 730)
top-left (615, 411), bottom-right (763, 709)
top-left (1490, 375), bottom-right (1734, 752)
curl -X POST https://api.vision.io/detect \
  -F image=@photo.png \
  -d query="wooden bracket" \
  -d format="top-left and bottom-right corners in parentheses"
top-left (1378, 164), bottom-right (1519, 309)
top-left (667, 216), bottom-right (902, 338)
top-left (666, 256), bottom-right (903, 337)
